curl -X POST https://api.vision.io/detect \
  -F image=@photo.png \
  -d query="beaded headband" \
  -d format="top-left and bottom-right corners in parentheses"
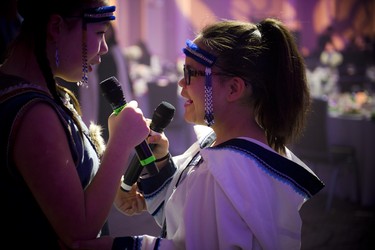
top-left (83, 5), bottom-right (116, 23)
top-left (182, 39), bottom-right (217, 126)
top-left (182, 40), bottom-right (216, 67)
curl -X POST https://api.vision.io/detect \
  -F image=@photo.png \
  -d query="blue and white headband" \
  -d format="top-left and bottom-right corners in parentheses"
top-left (83, 5), bottom-right (116, 23)
top-left (182, 39), bottom-right (217, 127)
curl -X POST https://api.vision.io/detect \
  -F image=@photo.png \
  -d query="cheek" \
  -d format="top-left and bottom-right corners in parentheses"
top-left (85, 37), bottom-right (101, 57)
top-left (190, 87), bottom-right (206, 113)
top-left (58, 44), bottom-right (82, 72)
top-left (59, 34), bottom-right (81, 63)
top-left (189, 84), bottom-right (204, 102)
top-left (212, 87), bottom-right (227, 111)
top-left (85, 29), bottom-right (104, 55)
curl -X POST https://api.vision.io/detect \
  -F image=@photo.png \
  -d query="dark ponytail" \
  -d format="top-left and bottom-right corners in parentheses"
top-left (256, 18), bottom-right (310, 153)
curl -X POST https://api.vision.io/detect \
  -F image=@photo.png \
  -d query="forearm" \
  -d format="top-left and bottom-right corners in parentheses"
top-left (138, 156), bottom-right (176, 226)
top-left (81, 144), bottom-right (134, 235)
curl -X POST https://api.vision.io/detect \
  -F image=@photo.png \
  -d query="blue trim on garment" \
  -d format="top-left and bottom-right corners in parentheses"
top-left (139, 157), bottom-right (176, 196)
top-left (160, 130), bottom-right (217, 238)
top-left (153, 238), bottom-right (161, 250)
top-left (112, 236), bottom-right (144, 250)
top-left (198, 130), bottom-right (217, 149)
top-left (139, 158), bottom-right (175, 218)
top-left (150, 200), bottom-right (165, 217)
top-left (112, 236), bottom-right (134, 250)
top-left (112, 236), bottom-right (162, 250)
top-left (211, 139), bottom-right (325, 198)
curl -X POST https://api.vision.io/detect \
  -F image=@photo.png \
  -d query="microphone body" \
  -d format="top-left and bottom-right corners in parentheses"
top-left (122, 101), bottom-right (175, 191)
top-left (100, 76), bottom-right (158, 191)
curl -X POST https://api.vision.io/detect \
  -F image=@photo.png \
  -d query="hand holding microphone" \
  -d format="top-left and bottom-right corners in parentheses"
top-left (100, 76), bottom-right (157, 186)
top-left (100, 76), bottom-right (176, 192)
top-left (122, 101), bottom-right (175, 191)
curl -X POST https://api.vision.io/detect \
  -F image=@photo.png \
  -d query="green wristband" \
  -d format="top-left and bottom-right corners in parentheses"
top-left (139, 155), bottom-right (156, 166)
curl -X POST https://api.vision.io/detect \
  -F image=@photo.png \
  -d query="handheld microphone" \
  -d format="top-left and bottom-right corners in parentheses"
top-left (122, 101), bottom-right (175, 191)
top-left (100, 76), bottom-right (158, 189)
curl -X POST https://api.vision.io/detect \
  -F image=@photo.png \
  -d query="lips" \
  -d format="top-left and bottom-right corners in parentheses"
top-left (184, 99), bottom-right (193, 107)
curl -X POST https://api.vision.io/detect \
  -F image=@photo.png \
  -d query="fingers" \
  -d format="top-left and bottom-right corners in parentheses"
top-left (108, 100), bottom-right (139, 119)
top-left (130, 195), bottom-right (146, 215)
top-left (147, 132), bottom-right (161, 144)
top-left (147, 132), bottom-right (169, 159)
top-left (122, 196), bottom-right (145, 215)
top-left (119, 196), bottom-right (145, 216)
top-left (114, 183), bottom-right (146, 216)
top-left (107, 100), bottom-right (150, 147)
top-left (125, 100), bottom-right (139, 108)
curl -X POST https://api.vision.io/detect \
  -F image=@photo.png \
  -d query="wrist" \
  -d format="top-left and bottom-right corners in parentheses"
top-left (155, 152), bottom-right (170, 162)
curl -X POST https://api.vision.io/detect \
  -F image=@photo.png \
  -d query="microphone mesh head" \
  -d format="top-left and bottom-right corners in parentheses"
top-left (100, 76), bottom-right (126, 110)
top-left (151, 101), bottom-right (176, 133)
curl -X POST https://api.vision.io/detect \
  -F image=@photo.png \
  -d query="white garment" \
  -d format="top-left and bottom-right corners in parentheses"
top-left (140, 126), bottom-right (322, 250)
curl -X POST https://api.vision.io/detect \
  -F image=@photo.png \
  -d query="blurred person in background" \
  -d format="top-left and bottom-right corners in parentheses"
top-left (125, 40), bottom-right (162, 97)
top-left (0, 0), bottom-right (22, 64)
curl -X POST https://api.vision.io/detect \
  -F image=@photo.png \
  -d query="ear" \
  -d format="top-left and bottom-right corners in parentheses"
top-left (47, 14), bottom-right (63, 41)
top-left (226, 76), bottom-right (248, 102)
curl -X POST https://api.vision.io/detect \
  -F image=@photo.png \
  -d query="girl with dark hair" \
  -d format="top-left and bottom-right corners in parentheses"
top-left (0, 0), bottom-right (151, 248)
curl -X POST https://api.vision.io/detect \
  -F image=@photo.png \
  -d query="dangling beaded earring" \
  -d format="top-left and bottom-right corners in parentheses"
top-left (204, 67), bottom-right (214, 126)
top-left (77, 23), bottom-right (88, 87)
top-left (55, 47), bottom-right (59, 68)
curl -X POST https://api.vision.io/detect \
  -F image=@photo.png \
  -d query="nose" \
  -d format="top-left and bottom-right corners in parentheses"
top-left (99, 39), bottom-right (109, 55)
top-left (178, 77), bottom-right (186, 88)
top-left (177, 78), bottom-right (186, 97)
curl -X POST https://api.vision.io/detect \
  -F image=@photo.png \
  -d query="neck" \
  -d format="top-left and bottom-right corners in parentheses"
top-left (212, 119), bottom-right (267, 146)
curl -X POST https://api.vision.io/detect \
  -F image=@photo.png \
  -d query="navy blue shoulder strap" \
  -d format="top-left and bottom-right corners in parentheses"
top-left (214, 138), bottom-right (325, 198)
top-left (0, 87), bottom-right (80, 177)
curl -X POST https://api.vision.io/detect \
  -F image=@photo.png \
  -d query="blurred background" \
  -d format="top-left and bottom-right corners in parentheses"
top-left (100, 1), bottom-right (375, 248)
top-left (1, 0), bottom-right (374, 249)
top-left (102, 0), bottom-right (375, 153)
